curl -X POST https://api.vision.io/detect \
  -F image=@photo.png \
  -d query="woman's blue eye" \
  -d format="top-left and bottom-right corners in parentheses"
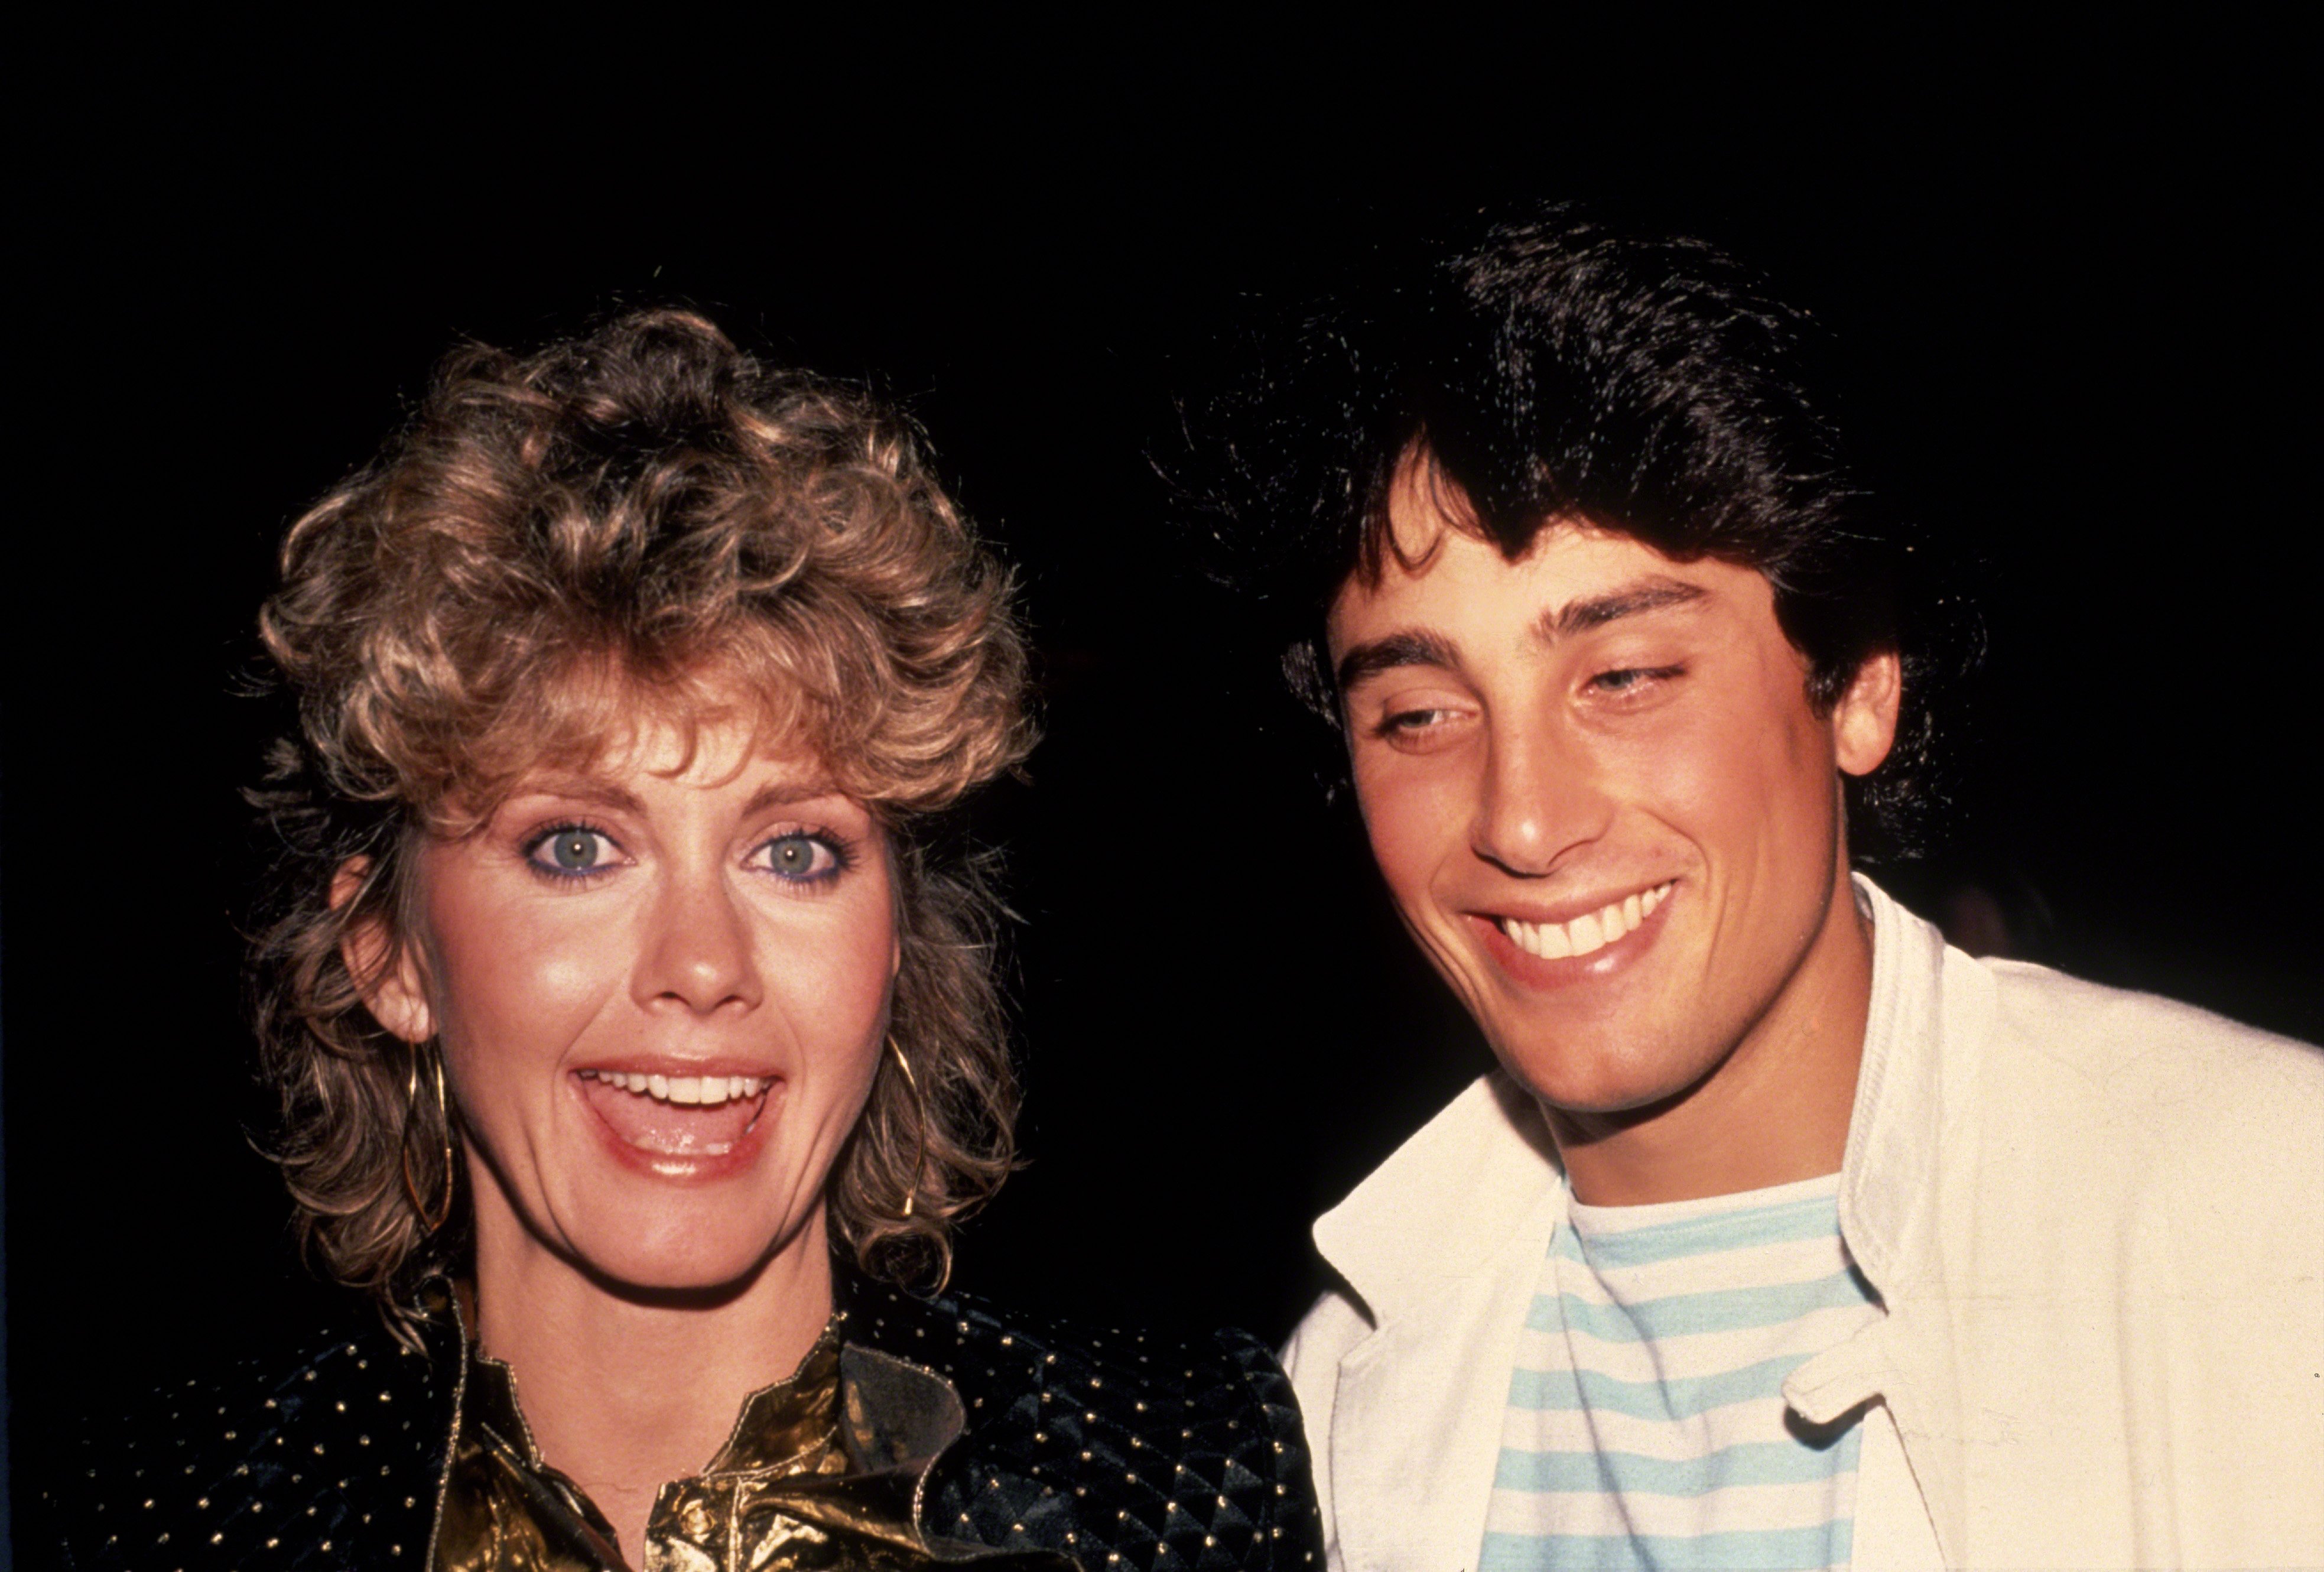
top-left (762, 833), bottom-right (837, 882)
top-left (533, 828), bottom-right (613, 875)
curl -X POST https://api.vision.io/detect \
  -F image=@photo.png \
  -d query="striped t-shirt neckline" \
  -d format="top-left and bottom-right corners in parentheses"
top-left (1478, 1172), bottom-right (1883, 1572)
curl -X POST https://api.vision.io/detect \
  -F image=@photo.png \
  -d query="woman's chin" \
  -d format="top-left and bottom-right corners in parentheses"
top-left (598, 1252), bottom-right (778, 1299)
top-left (560, 1218), bottom-right (821, 1301)
top-left (476, 1170), bottom-right (829, 1303)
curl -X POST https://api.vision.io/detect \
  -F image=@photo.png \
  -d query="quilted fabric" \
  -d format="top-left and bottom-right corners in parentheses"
top-left (844, 1280), bottom-right (1324, 1570)
top-left (43, 1327), bottom-right (454, 1570)
top-left (41, 1279), bottom-right (1324, 1571)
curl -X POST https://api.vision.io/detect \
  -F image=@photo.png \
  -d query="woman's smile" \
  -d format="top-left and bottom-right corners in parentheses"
top-left (574, 1065), bottom-right (779, 1164)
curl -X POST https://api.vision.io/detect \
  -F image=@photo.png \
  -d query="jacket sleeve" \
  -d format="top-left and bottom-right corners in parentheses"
top-left (1215, 1326), bottom-right (1328, 1570)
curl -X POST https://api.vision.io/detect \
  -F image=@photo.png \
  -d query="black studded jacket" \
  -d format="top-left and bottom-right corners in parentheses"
top-left (41, 1275), bottom-right (1326, 1571)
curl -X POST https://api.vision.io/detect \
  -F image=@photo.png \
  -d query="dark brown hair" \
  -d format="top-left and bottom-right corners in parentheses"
top-left (1189, 202), bottom-right (1977, 856)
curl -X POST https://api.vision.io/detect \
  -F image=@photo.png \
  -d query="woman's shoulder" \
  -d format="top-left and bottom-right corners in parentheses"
top-left (41, 1286), bottom-right (1324, 1570)
top-left (38, 1313), bottom-right (456, 1571)
top-left (840, 1278), bottom-right (1325, 1567)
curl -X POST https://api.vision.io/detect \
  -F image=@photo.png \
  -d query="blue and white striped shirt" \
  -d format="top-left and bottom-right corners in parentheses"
top-left (1478, 1173), bottom-right (1881, 1571)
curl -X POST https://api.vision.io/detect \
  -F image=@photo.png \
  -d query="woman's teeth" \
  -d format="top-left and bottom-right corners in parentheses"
top-left (1501, 882), bottom-right (1672, 960)
top-left (578, 1070), bottom-right (767, 1106)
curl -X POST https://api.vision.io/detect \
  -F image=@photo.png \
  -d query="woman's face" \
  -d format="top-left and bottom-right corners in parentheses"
top-left (374, 710), bottom-right (895, 1295)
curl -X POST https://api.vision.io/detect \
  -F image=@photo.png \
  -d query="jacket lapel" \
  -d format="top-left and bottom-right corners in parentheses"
top-left (1314, 1074), bottom-right (1565, 1571)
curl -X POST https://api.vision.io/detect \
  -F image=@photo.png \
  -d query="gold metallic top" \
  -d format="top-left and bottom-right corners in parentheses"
top-left (431, 1315), bottom-right (1047, 1571)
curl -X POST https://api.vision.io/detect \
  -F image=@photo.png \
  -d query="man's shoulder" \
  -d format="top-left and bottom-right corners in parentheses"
top-left (843, 1279), bottom-right (1325, 1565)
top-left (1866, 878), bottom-right (2323, 1151)
top-left (40, 1313), bottom-right (454, 1571)
top-left (1912, 950), bottom-right (2324, 1268)
top-left (1972, 953), bottom-right (2324, 1119)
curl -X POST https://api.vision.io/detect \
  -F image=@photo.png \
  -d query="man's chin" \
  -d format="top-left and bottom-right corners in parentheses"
top-left (1491, 1034), bottom-right (1718, 1127)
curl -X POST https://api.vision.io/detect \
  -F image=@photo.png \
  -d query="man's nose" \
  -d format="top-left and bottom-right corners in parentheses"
top-left (635, 863), bottom-right (763, 1014)
top-left (1470, 722), bottom-right (1607, 876)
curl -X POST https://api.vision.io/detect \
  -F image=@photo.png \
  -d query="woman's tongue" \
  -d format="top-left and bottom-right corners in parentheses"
top-left (580, 1074), bottom-right (765, 1155)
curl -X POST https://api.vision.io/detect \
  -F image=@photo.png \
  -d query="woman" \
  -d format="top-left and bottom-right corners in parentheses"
top-left (48, 310), bottom-right (1322, 1570)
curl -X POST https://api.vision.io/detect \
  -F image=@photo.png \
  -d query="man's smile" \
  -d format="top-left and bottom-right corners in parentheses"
top-left (1488, 879), bottom-right (1676, 961)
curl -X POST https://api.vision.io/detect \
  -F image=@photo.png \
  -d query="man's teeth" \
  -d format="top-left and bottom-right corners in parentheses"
top-left (579, 1070), bottom-right (768, 1106)
top-left (1501, 882), bottom-right (1673, 960)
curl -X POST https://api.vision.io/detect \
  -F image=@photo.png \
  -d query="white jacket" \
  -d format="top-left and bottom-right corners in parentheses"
top-left (1283, 879), bottom-right (2324, 1570)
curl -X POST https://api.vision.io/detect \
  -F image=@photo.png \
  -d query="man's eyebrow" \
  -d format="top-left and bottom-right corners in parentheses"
top-left (1336, 630), bottom-right (1463, 693)
top-left (1332, 579), bottom-right (1707, 691)
top-left (1539, 577), bottom-right (1707, 641)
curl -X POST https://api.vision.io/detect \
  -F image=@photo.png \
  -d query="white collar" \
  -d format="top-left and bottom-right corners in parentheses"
top-left (1311, 1070), bottom-right (1564, 1326)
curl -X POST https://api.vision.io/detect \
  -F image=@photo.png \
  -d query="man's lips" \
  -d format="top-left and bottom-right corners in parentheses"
top-left (1492, 880), bottom-right (1675, 960)
top-left (1468, 879), bottom-right (1677, 985)
top-left (573, 1067), bottom-right (776, 1158)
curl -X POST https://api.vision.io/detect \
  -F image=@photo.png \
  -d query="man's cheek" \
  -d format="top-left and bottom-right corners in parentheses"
top-left (1354, 768), bottom-right (1425, 876)
top-left (1360, 774), bottom-right (1468, 925)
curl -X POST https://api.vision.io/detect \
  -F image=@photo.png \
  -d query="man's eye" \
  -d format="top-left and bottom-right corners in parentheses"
top-left (1366, 704), bottom-right (1473, 752)
top-left (1588, 665), bottom-right (1681, 695)
top-left (528, 827), bottom-right (616, 876)
top-left (759, 833), bottom-right (841, 883)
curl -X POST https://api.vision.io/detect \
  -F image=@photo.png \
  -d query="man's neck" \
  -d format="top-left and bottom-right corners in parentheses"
top-left (469, 1202), bottom-right (836, 1566)
top-left (1547, 871), bottom-right (1875, 1207)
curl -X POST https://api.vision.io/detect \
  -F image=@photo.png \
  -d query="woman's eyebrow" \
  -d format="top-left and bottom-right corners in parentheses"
top-left (511, 779), bottom-right (646, 814)
top-left (740, 778), bottom-right (843, 819)
top-left (1335, 629), bottom-right (1463, 693)
top-left (1536, 577), bottom-right (1707, 641)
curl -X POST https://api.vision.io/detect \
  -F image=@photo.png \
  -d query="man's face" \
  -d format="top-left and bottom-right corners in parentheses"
top-left (1327, 472), bottom-right (1897, 1127)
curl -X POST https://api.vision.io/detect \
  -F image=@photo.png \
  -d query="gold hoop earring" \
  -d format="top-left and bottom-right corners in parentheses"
top-left (401, 1047), bottom-right (457, 1233)
top-left (886, 1035), bottom-right (928, 1221)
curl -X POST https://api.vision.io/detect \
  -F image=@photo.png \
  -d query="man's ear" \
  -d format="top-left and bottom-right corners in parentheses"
top-left (1834, 649), bottom-right (1903, 778)
top-left (332, 858), bottom-right (434, 1044)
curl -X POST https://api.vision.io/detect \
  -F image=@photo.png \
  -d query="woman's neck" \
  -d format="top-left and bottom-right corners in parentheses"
top-left (470, 1199), bottom-right (837, 1567)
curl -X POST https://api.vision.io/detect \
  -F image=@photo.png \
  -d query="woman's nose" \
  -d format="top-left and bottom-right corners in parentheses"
top-left (636, 866), bottom-right (763, 1014)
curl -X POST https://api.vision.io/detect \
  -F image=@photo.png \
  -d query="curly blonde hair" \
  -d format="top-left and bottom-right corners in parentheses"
top-left (249, 309), bottom-right (1032, 1306)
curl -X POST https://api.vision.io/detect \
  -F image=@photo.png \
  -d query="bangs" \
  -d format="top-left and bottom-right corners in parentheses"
top-left (1353, 441), bottom-right (1605, 591)
top-left (415, 636), bottom-right (864, 839)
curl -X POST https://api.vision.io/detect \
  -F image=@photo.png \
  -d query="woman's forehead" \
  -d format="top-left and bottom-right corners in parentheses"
top-left (440, 671), bottom-right (850, 823)
top-left (542, 713), bottom-right (831, 787)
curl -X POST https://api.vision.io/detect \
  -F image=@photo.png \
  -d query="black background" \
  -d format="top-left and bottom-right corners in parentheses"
top-left (5, 19), bottom-right (2316, 1503)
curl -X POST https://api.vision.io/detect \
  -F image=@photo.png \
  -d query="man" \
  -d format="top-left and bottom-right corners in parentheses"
top-left (1202, 207), bottom-right (2324, 1568)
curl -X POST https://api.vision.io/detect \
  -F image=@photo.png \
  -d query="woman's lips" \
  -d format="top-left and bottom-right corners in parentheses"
top-left (574, 1068), bottom-right (773, 1158)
